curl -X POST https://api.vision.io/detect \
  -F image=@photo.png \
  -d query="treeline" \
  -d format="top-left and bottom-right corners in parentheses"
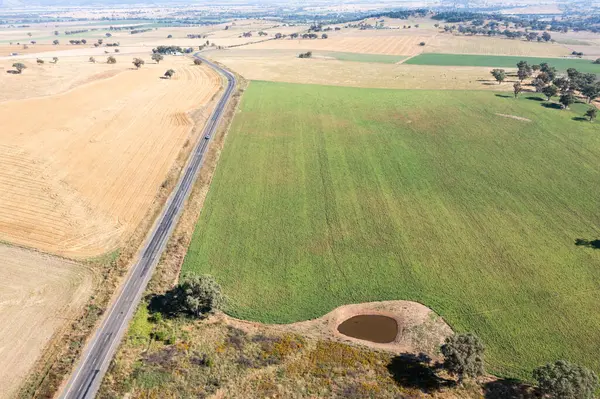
top-left (369, 9), bottom-right (429, 19)
top-left (492, 61), bottom-right (600, 116)
top-left (130, 28), bottom-right (152, 34)
top-left (152, 46), bottom-right (195, 54)
top-left (65, 29), bottom-right (89, 35)
top-left (432, 10), bottom-right (600, 34)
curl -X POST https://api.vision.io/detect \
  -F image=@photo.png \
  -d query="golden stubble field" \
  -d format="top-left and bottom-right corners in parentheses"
top-left (0, 245), bottom-right (93, 399)
top-left (206, 48), bottom-right (513, 91)
top-left (0, 55), bottom-right (221, 257)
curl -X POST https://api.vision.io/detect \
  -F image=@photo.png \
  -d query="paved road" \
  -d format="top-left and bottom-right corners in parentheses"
top-left (60, 54), bottom-right (236, 399)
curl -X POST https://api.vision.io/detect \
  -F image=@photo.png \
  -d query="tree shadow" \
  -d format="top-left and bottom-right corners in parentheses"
top-left (495, 94), bottom-right (512, 98)
top-left (483, 378), bottom-right (534, 399)
top-left (147, 286), bottom-right (184, 318)
top-left (575, 238), bottom-right (600, 249)
top-left (526, 96), bottom-right (544, 102)
top-left (541, 102), bottom-right (562, 110)
top-left (387, 353), bottom-right (455, 393)
top-left (572, 117), bottom-right (588, 122)
top-left (5, 70), bottom-right (19, 74)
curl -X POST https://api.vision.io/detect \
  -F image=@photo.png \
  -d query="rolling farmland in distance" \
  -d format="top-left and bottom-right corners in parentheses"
top-left (182, 81), bottom-right (600, 379)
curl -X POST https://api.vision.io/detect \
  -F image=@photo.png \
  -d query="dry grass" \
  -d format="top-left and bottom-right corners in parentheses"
top-left (0, 56), bottom-right (220, 257)
top-left (0, 245), bottom-right (93, 399)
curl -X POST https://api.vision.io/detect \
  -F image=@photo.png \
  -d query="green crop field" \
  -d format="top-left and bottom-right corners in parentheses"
top-left (182, 81), bottom-right (600, 379)
top-left (324, 51), bottom-right (406, 64)
top-left (406, 53), bottom-right (600, 73)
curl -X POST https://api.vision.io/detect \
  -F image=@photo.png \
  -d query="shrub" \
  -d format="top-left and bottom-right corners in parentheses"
top-left (194, 58), bottom-right (203, 65)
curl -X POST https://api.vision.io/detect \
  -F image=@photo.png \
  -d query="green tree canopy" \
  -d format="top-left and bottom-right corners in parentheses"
top-left (440, 333), bottom-right (485, 384)
top-left (490, 69), bottom-right (506, 84)
top-left (533, 360), bottom-right (598, 399)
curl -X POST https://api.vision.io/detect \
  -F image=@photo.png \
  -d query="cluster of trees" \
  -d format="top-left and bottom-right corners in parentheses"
top-left (442, 23), bottom-right (552, 42)
top-left (105, 43), bottom-right (120, 47)
top-left (64, 29), bottom-right (89, 35)
top-left (187, 34), bottom-right (207, 39)
top-left (301, 33), bottom-right (324, 39)
top-left (153, 45), bottom-right (184, 54)
top-left (130, 28), bottom-right (153, 35)
top-left (491, 61), bottom-right (600, 118)
top-left (107, 56), bottom-right (116, 64)
top-left (68, 39), bottom-right (87, 45)
top-left (441, 333), bottom-right (598, 399)
top-left (298, 51), bottom-right (313, 58)
top-left (430, 10), bottom-right (600, 34)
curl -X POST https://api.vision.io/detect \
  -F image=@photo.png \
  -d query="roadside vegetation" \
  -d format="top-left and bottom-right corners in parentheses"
top-left (181, 81), bottom-right (600, 380)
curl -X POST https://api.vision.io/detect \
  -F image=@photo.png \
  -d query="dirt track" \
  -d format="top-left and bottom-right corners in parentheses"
top-left (0, 244), bottom-right (92, 399)
top-left (0, 57), bottom-right (221, 257)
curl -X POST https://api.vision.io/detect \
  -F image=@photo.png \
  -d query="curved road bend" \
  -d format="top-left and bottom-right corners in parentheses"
top-left (60, 55), bottom-right (236, 399)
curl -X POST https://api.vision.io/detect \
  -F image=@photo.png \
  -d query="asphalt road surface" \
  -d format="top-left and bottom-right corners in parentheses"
top-left (60, 54), bottom-right (236, 399)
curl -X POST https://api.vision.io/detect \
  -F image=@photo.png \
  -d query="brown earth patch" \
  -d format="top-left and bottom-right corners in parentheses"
top-left (495, 113), bottom-right (532, 122)
top-left (222, 300), bottom-right (453, 359)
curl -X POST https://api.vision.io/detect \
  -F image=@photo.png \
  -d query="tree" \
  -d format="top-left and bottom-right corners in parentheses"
top-left (52, 57), bottom-right (58, 64)
top-left (53, 39), bottom-right (59, 45)
top-left (533, 360), bottom-right (598, 399)
top-left (178, 275), bottom-right (226, 317)
top-left (164, 69), bottom-right (175, 79)
top-left (532, 64), bottom-right (541, 72)
top-left (152, 53), bottom-right (164, 64)
top-left (517, 65), bottom-right (532, 82)
top-left (36, 59), bottom-right (44, 64)
top-left (491, 68), bottom-right (506, 84)
top-left (440, 333), bottom-right (485, 384)
top-left (559, 92), bottom-right (575, 109)
top-left (114, 49), bottom-right (120, 53)
top-left (105, 32), bottom-right (112, 37)
top-left (553, 77), bottom-right (570, 93)
top-left (54, 30), bottom-right (59, 35)
top-left (167, 34), bottom-right (173, 38)
top-left (27, 32), bottom-right (32, 37)
top-left (12, 63), bottom-right (26, 73)
top-left (132, 58), bottom-right (145, 69)
top-left (89, 56), bottom-right (96, 63)
top-left (513, 82), bottom-right (522, 98)
top-left (542, 31), bottom-right (552, 41)
top-left (419, 41), bottom-right (426, 46)
top-left (585, 107), bottom-right (597, 122)
top-left (580, 83), bottom-right (599, 103)
top-left (193, 58), bottom-right (202, 65)
top-left (542, 85), bottom-right (559, 101)
top-left (107, 56), bottom-right (116, 64)
top-left (81, 39), bottom-right (87, 44)
top-left (594, 58), bottom-right (600, 65)
top-left (321, 33), bottom-right (328, 39)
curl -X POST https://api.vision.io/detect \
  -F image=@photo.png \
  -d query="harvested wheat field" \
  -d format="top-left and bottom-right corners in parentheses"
top-left (208, 49), bottom-right (511, 91)
top-left (0, 56), bottom-right (221, 257)
top-left (0, 244), bottom-right (93, 399)
top-left (427, 34), bottom-right (570, 57)
top-left (245, 31), bottom-right (431, 56)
